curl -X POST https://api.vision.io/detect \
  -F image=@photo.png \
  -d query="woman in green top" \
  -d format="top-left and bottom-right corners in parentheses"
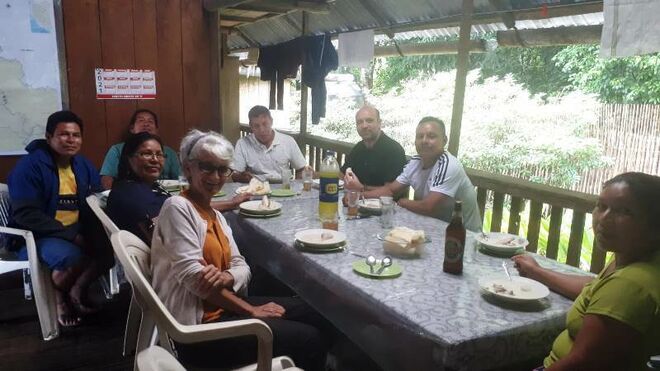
top-left (513, 172), bottom-right (660, 371)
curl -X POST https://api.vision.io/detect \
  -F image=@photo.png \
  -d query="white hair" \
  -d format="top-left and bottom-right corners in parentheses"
top-left (179, 129), bottom-right (233, 168)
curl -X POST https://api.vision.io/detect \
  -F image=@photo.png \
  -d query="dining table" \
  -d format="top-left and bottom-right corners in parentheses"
top-left (216, 180), bottom-right (592, 371)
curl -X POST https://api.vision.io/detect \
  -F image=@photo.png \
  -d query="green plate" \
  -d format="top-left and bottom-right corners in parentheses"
top-left (352, 260), bottom-right (402, 279)
top-left (239, 210), bottom-right (282, 218)
top-left (214, 190), bottom-right (226, 197)
top-left (271, 188), bottom-right (296, 197)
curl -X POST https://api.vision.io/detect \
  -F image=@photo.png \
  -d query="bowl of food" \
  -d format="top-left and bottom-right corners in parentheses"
top-left (382, 227), bottom-right (425, 257)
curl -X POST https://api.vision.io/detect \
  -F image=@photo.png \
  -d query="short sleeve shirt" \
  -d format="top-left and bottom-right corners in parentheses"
top-left (340, 132), bottom-right (407, 187)
top-left (231, 131), bottom-right (307, 181)
top-left (545, 251), bottom-right (660, 370)
top-left (100, 142), bottom-right (181, 180)
top-left (396, 152), bottom-right (481, 231)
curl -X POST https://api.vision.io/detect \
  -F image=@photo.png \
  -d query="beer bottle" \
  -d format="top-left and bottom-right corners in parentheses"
top-left (443, 201), bottom-right (466, 275)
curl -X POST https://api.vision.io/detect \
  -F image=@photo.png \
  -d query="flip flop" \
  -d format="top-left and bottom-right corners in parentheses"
top-left (57, 303), bottom-right (81, 327)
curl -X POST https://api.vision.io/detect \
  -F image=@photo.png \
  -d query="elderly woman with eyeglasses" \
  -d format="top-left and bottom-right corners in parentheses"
top-left (106, 132), bottom-right (251, 244)
top-left (512, 172), bottom-right (660, 371)
top-left (150, 130), bottom-right (328, 370)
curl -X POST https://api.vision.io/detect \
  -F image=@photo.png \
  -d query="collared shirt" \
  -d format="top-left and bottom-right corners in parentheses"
top-left (396, 152), bottom-right (482, 231)
top-left (231, 131), bottom-right (307, 181)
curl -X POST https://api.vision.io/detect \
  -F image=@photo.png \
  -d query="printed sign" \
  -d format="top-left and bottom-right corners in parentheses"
top-left (95, 68), bottom-right (156, 99)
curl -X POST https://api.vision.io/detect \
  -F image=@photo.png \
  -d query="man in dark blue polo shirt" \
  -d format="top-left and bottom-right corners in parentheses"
top-left (341, 106), bottom-right (407, 190)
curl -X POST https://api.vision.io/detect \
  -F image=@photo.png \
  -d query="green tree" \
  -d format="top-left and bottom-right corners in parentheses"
top-left (554, 45), bottom-right (660, 104)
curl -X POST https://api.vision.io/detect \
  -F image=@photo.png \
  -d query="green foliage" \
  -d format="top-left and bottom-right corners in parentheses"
top-left (554, 45), bottom-right (660, 104)
top-left (372, 54), bottom-right (456, 94)
top-left (476, 46), bottom-right (572, 99)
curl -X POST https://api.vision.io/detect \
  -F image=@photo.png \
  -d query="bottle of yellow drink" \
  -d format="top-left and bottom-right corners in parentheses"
top-left (318, 150), bottom-right (340, 221)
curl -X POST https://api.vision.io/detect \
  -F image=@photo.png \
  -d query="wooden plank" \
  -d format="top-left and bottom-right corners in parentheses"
top-left (156, 0), bottom-right (185, 148)
top-left (546, 206), bottom-right (564, 260)
top-left (314, 147), bottom-right (321, 171)
top-left (490, 192), bottom-right (504, 232)
top-left (508, 196), bottom-right (523, 235)
top-left (374, 40), bottom-right (486, 57)
top-left (476, 188), bottom-right (487, 223)
top-left (526, 201), bottom-right (543, 253)
top-left (62, 0), bottom-right (107, 167)
top-left (467, 168), bottom-right (597, 213)
top-left (447, 0), bottom-right (473, 156)
top-left (182, 0), bottom-right (213, 132)
top-left (208, 9), bottom-right (221, 133)
top-left (99, 0), bottom-right (137, 145)
top-left (590, 243), bottom-right (607, 274)
top-left (566, 211), bottom-right (586, 268)
top-left (133, 0), bottom-right (159, 115)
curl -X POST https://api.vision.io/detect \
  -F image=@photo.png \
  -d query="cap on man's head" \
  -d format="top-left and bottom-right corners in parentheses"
top-left (248, 105), bottom-right (272, 121)
top-left (46, 110), bottom-right (83, 135)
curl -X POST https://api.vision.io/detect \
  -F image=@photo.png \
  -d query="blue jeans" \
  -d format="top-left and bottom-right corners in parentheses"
top-left (17, 237), bottom-right (82, 271)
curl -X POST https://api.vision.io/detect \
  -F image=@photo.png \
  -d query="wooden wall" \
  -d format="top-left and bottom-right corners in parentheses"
top-left (0, 0), bottom-right (219, 181)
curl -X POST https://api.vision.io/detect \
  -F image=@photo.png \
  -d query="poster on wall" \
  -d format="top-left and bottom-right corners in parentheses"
top-left (0, 0), bottom-right (63, 155)
top-left (95, 68), bottom-right (157, 99)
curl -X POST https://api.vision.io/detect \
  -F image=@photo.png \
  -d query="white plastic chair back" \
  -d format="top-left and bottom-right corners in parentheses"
top-left (86, 194), bottom-right (119, 236)
top-left (111, 230), bottom-right (283, 371)
top-left (137, 346), bottom-right (186, 371)
top-left (0, 183), bottom-right (59, 340)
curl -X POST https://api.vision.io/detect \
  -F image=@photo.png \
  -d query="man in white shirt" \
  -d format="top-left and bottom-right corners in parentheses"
top-left (345, 116), bottom-right (482, 231)
top-left (231, 105), bottom-right (307, 183)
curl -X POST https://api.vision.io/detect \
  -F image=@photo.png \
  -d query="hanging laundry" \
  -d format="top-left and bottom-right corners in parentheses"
top-left (338, 29), bottom-right (374, 68)
top-left (302, 35), bottom-right (338, 125)
top-left (257, 38), bottom-right (303, 110)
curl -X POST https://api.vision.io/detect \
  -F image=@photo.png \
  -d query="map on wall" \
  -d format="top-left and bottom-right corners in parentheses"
top-left (0, 0), bottom-right (62, 155)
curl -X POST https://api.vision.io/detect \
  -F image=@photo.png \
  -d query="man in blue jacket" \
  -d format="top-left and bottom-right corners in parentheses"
top-left (8, 110), bottom-right (113, 327)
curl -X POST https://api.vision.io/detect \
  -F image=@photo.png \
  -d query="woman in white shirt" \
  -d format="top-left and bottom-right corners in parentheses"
top-left (150, 129), bottom-right (327, 370)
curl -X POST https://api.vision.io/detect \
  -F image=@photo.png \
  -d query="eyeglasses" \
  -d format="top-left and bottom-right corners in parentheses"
top-left (196, 161), bottom-right (233, 177)
top-left (135, 151), bottom-right (166, 160)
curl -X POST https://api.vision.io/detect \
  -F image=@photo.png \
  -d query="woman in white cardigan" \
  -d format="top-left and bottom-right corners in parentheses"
top-left (151, 130), bottom-right (327, 370)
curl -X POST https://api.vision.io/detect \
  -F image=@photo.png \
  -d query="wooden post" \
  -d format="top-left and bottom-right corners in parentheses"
top-left (299, 11), bottom-right (309, 149)
top-left (448, 0), bottom-right (473, 156)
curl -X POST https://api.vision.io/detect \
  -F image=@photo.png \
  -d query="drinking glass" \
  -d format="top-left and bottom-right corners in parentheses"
top-left (302, 167), bottom-right (313, 192)
top-left (281, 167), bottom-right (292, 190)
top-left (345, 190), bottom-right (361, 217)
top-left (379, 196), bottom-right (394, 229)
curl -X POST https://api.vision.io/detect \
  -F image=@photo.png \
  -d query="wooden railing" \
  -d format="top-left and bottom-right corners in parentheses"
top-left (238, 126), bottom-right (603, 273)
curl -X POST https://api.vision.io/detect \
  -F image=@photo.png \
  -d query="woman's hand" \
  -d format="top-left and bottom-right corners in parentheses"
top-left (511, 254), bottom-right (541, 279)
top-left (231, 192), bottom-right (252, 208)
top-left (250, 302), bottom-right (286, 319)
top-left (198, 259), bottom-right (235, 296)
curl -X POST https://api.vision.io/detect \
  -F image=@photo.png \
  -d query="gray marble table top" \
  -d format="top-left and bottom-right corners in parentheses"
top-left (222, 182), bottom-right (591, 371)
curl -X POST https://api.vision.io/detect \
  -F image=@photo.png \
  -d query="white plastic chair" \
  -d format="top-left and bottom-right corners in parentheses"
top-left (0, 183), bottom-right (59, 340)
top-left (111, 230), bottom-right (302, 371)
top-left (86, 194), bottom-right (142, 356)
top-left (137, 346), bottom-right (300, 371)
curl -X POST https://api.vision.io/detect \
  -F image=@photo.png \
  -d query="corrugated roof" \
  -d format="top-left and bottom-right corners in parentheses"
top-left (226, 0), bottom-right (603, 50)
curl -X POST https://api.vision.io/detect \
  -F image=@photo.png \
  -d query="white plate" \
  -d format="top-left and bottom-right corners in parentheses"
top-left (479, 276), bottom-right (549, 302)
top-left (239, 200), bottom-right (282, 214)
top-left (294, 229), bottom-right (346, 248)
top-left (312, 179), bottom-right (344, 189)
top-left (475, 232), bottom-right (529, 253)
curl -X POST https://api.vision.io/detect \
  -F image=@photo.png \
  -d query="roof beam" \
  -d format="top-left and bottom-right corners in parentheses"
top-left (231, 0), bottom-right (330, 14)
top-left (203, 0), bottom-right (255, 11)
top-left (497, 25), bottom-right (602, 47)
top-left (374, 39), bottom-right (486, 57)
top-left (220, 15), bottom-right (264, 23)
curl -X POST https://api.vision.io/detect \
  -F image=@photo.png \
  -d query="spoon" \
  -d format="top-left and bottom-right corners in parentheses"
top-left (376, 256), bottom-right (393, 275)
top-left (365, 255), bottom-right (377, 274)
top-left (502, 261), bottom-right (513, 281)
